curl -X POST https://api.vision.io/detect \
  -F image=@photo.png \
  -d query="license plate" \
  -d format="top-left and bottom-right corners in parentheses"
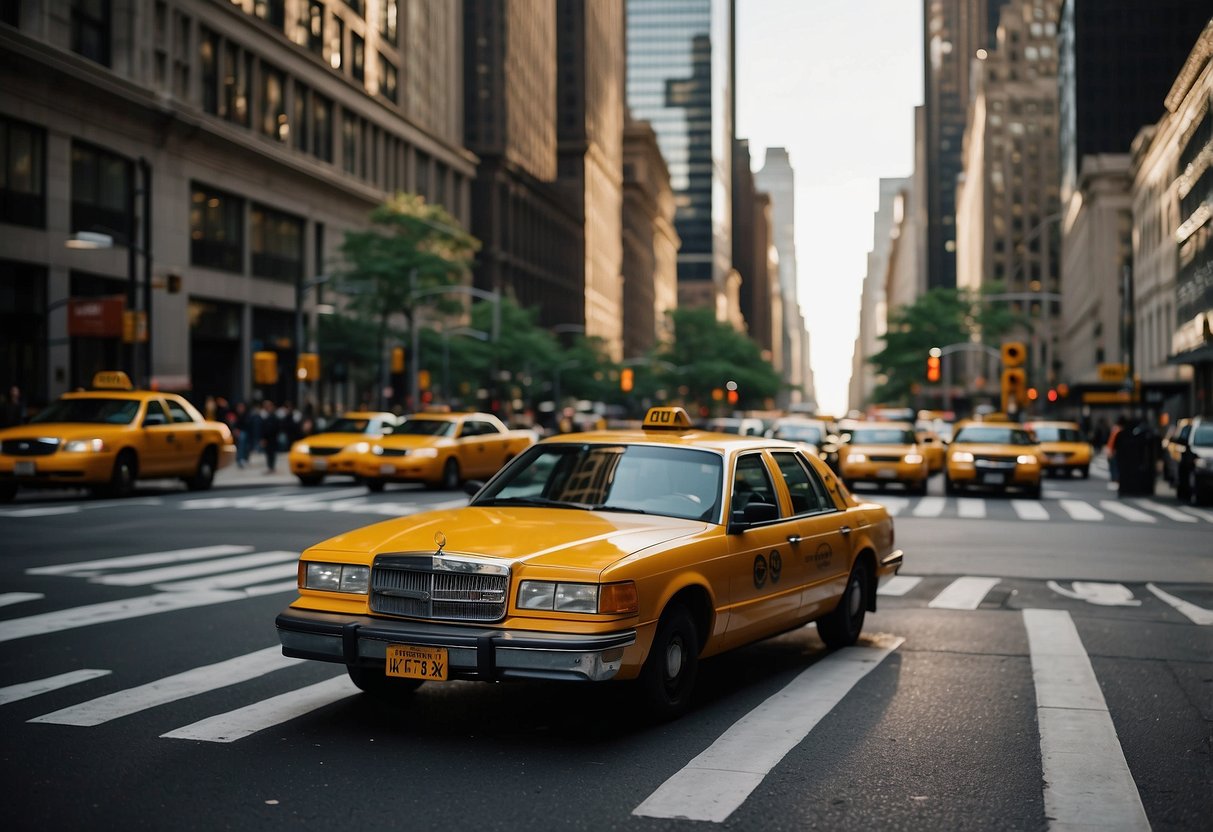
top-left (1050, 454), bottom-right (1066, 463)
top-left (379, 463), bottom-right (396, 475)
top-left (14, 461), bottom-right (35, 476)
top-left (876, 468), bottom-right (896, 478)
top-left (386, 644), bottom-right (448, 681)
top-left (981, 473), bottom-right (1006, 485)
top-left (312, 458), bottom-right (327, 471)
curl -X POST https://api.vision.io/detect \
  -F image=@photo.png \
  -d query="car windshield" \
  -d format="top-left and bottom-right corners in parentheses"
top-left (953, 426), bottom-right (1035, 445)
top-left (850, 428), bottom-right (915, 445)
top-left (397, 419), bottom-right (457, 437)
top-left (474, 443), bottom-right (723, 522)
top-left (30, 397), bottom-right (140, 425)
top-left (325, 418), bottom-right (372, 434)
top-left (1191, 425), bottom-right (1213, 447)
top-left (773, 424), bottom-right (823, 444)
top-left (1033, 426), bottom-right (1084, 442)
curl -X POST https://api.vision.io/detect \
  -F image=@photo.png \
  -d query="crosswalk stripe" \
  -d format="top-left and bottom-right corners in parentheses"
top-left (1146, 583), bottom-right (1213, 625)
top-left (179, 489), bottom-right (354, 511)
top-left (1010, 500), bottom-right (1048, 521)
top-left (91, 550), bottom-right (298, 587)
top-left (956, 498), bottom-right (985, 518)
top-left (632, 635), bottom-right (904, 822)
top-left (0, 592), bottom-right (44, 608)
top-left (1099, 501), bottom-right (1156, 523)
top-left (1023, 609), bottom-right (1149, 830)
top-left (874, 496), bottom-right (908, 516)
top-left (1058, 499), bottom-right (1103, 521)
top-left (877, 575), bottom-right (922, 596)
top-left (0, 669), bottom-right (112, 706)
top-left (156, 562), bottom-right (299, 592)
top-left (1131, 499), bottom-right (1198, 523)
top-left (29, 647), bottom-right (301, 726)
top-left (1177, 505), bottom-right (1213, 523)
top-left (160, 675), bottom-right (355, 743)
top-left (1, 506), bottom-right (82, 517)
top-left (911, 497), bottom-right (946, 517)
top-left (27, 545), bottom-right (255, 577)
top-left (928, 577), bottom-right (1000, 609)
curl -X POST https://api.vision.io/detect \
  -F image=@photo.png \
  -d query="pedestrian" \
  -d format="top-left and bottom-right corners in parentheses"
top-left (1, 385), bottom-right (26, 427)
top-left (1106, 415), bottom-right (1126, 482)
top-left (232, 401), bottom-right (251, 468)
top-left (259, 399), bottom-right (280, 473)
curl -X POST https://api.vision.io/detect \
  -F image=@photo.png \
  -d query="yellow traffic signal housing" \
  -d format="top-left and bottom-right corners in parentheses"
top-left (926, 355), bottom-right (941, 382)
top-left (620, 368), bottom-right (634, 393)
top-left (253, 351), bottom-right (278, 385)
top-left (1001, 341), bottom-right (1026, 368)
top-left (1001, 367), bottom-right (1026, 411)
top-left (296, 352), bottom-right (320, 381)
top-left (391, 347), bottom-right (405, 374)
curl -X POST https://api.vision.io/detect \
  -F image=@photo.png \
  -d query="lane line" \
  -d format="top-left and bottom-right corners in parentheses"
top-left (928, 577), bottom-right (1000, 610)
top-left (1023, 609), bottom-right (1149, 831)
top-left (0, 670), bottom-right (112, 706)
top-left (179, 489), bottom-right (353, 511)
top-left (0, 592), bottom-right (45, 608)
top-left (1131, 499), bottom-right (1198, 523)
top-left (1, 506), bottom-right (82, 517)
top-left (30, 647), bottom-right (301, 726)
top-left (956, 498), bottom-right (985, 519)
top-left (27, 545), bottom-right (255, 577)
top-left (1011, 500), bottom-right (1049, 521)
top-left (1058, 500), bottom-right (1103, 522)
top-left (91, 550), bottom-right (298, 587)
top-left (1177, 505), bottom-right (1213, 524)
top-left (161, 675), bottom-right (355, 743)
top-left (1099, 501), bottom-right (1156, 524)
top-left (1146, 583), bottom-right (1213, 625)
top-left (632, 635), bottom-right (904, 822)
top-left (877, 575), bottom-right (922, 597)
top-left (911, 497), bottom-right (946, 517)
top-left (156, 562), bottom-right (299, 592)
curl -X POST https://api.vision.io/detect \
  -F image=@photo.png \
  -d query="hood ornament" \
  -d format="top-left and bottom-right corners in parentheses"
top-left (434, 531), bottom-right (447, 555)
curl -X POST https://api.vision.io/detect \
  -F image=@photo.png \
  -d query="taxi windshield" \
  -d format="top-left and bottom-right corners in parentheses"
top-left (953, 426), bottom-right (1035, 445)
top-left (1033, 426), bottom-right (1084, 442)
top-left (1191, 425), bottom-right (1213, 447)
top-left (397, 419), bottom-right (457, 437)
top-left (850, 428), bottom-right (916, 445)
top-left (325, 418), bottom-right (372, 434)
top-left (474, 443), bottom-right (723, 522)
top-left (30, 397), bottom-right (140, 425)
top-left (773, 424), bottom-right (823, 444)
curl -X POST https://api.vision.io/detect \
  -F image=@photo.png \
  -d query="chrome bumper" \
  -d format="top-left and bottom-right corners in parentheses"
top-left (276, 608), bottom-right (636, 682)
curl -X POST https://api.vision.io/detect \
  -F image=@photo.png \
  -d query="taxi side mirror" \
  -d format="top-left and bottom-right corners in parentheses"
top-left (463, 480), bottom-right (485, 497)
top-left (729, 501), bottom-right (778, 533)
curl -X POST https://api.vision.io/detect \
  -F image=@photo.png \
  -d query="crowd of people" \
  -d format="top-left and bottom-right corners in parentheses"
top-left (203, 397), bottom-right (320, 473)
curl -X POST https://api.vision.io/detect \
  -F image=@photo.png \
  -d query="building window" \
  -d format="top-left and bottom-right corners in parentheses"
top-left (71, 0), bottom-right (111, 67)
top-left (200, 27), bottom-right (219, 115)
top-left (296, 0), bottom-right (324, 54)
top-left (190, 184), bottom-right (244, 273)
top-left (313, 93), bottom-right (333, 162)
top-left (293, 82), bottom-right (310, 153)
top-left (251, 204), bottom-right (304, 282)
top-left (173, 12), bottom-right (192, 100)
top-left (254, 0), bottom-right (285, 30)
top-left (342, 111), bottom-right (359, 175)
top-left (223, 43), bottom-right (251, 127)
top-left (261, 63), bottom-right (288, 142)
top-left (2, 0), bottom-right (19, 26)
top-left (351, 32), bottom-right (365, 83)
top-left (379, 54), bottom-right (397, 103)
top-left (329, 15), bottom-right (343, 70)
top-left (71, 142), bottom-right (131, 245)
top-left (379, 0), bottom-right (397, 42)
top-left (0, 118), bottom-right (46, 228)
top-left (415, 151), bottom-right (429, 199)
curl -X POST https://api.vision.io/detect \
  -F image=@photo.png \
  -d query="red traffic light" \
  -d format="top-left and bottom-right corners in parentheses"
top-left (1047, 388), bottom-right (1058, 402)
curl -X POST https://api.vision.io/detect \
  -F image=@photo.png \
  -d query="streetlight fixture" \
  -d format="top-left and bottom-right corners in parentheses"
top-left (407, 281), bottom-right (501, 412)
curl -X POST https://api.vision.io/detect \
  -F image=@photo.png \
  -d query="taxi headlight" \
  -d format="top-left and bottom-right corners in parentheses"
top-left (1017, 454), bottom-right (1038, 465)
top-left (517, 580), bottom-right (637, 614)
top-left (951, 451), bottom-right (974, 463)
top-left (904, 453), bottom-right (924, 464)
top-left (847, 452), bottom-right (867, 463)
top-left (350, 442), bottom-right (371, 454)
top-left (302, 562), bottom-right (370, 594)
top-left (295, 443), bottom-right (311, 455)
top-left (63, 438), bottom-right (106, 453)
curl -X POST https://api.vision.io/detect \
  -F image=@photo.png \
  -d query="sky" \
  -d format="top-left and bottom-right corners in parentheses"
top-left (736, 0), bottom-right (924, 416)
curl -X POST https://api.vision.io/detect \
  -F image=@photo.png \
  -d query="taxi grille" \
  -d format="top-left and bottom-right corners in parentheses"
top-left (1, 438), bottom-right (59, 456)
top-left (370, 555), bottom-right (509, 622)
top-left (309, 446), bottom-right (342, 457)
top-left (974, 454), bottom-right (1017, 468)
top-left (869, 455), bottom-right (902, 463)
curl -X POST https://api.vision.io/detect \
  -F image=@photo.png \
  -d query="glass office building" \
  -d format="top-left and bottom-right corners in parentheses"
top-left (626, 0), bottom-right (733, 291)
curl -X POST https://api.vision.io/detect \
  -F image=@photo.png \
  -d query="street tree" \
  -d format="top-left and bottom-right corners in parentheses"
top-left (654, 308), bottom-right (783, 411)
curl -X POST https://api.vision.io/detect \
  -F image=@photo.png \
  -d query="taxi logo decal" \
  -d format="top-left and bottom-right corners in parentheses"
top-left (769, 550), bottom-right (782, 583)
top-left (810, 543), bottom-right (832, 570)
top-left (753, 554), bottom-right (767, 588)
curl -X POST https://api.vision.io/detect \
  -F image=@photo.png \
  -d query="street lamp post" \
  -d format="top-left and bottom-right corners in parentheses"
top-left (295, 273), bottom-right (330, 407)
top-left (441, 325), bottom-right (489, 405)
top-left (407, 283), bottom-right (500, 413)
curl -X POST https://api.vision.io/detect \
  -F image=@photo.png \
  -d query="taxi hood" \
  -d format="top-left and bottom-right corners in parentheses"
top-left (0, 423), bottom-right (135, 440)
top-left (312, 507), bottom-right (709, 573)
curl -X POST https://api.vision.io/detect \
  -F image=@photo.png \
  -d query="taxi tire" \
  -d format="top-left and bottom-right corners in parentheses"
top-left (440, 458), bottom-right (460, 490)
top-left (298, 475), bottom-right (324, 487)
top-left (366, 479), bottom-right (385, 493)
top-left (0, 482), bottom-right (16, 502)
top-left (944, 476), bottom-right (961, 496)
top-left (639, 604), bottom-right (699, 719)
top-left (101, 451), bottom-right (137, 498)
top-left (186, 449), bottom-right (217, 491)
top-left (817, 561), bottom-right (869, 650)
top-left (346, 664), bottom-right (423, 700)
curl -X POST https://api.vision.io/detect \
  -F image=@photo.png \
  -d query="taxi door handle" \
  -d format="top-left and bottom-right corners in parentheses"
top-left (786, 535), bottom-right (802, 545)
top-left (166, 434), bottom-right (176, 443)
top-left (839, 525), bottom-right (852, 536)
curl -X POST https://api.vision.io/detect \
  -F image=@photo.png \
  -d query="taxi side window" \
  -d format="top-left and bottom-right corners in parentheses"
top-left (165, 400), bottom-right (194, 424)
top-left (732, 453), bottom-right (779, 516)
top-left (143, 401), bottom-right (169, 427)
top-left (772, 451), bottom-right (834, 515)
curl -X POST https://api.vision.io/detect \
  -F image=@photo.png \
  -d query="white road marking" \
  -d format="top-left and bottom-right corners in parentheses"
top-left (155, 562), bottom-right (299, 592)
top-left (1046, 581), bottom-right (1141, 606)
top-left (872, 496), bottom-right (907, 516)
top-left (1146, 583), bottom-right (1213, 625)
top-left (956, 498), bottom-right (985, 519)
top-left (911, 497), bottom-right (946, 517)
top-left (0, 592), bottom-right (44, 607)
top-left (27, 545), bottom-right (255, 577)
top-left (1177, 505), bottom-right (1213, 524)
top-left (1099, 501), bottom-right (1156, 523)
top-left (179, 489), bottom-right (352, 511)
top-left (91, 550), bottom-right (298, 587)
top-left (1131, 499), bottom-right (1198, 523)
top-left (928, 577), bottom-right (1000, 610)
top-left (877, 575), bottom-right (922, 596)
top-left (1058, 500), bottom-right (1103, 522)
top-left (161, 675), bottom-right (355, 743)
top-left (632, 635), bottom-right (904, 822)
top-left (1011, 500), bottom-right (1049, 521)
top-left (30, 647), bottom-right (301, 726)
top-left (0, 669), bottom-right (111, 706)
top-left (1023, 609), bottom-right (1149, 831)
top-left (1, 506), bottom-right (82, 517)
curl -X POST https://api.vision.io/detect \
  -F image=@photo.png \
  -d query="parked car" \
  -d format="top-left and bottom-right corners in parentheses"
top-left (1176, 416), bottom-right (1213, 505)
top-left (1162, 418), bottom-right (1193, 485)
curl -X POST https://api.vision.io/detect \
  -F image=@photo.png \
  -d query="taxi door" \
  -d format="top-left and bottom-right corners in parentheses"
top-left (164, 397), bottom-right (204, 475)
top-left (721, 452), bottom-right (804, 649)
top-left (457, 420), bottom-right (496, 478)
top-left (772, 451), bottom-right (854, 618)
top-left (139, 399), bottom-right (175, 476)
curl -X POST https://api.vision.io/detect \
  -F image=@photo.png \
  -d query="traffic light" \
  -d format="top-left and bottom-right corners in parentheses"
top-left (620, 368), bottom-right (634, 393)
top-left (1001, 341), bottom-right (1026, 368)
top-left (296, 352), bottom-right (320, 381)
top-left (253, 351), bottom-right (278, 385)
top-left (1001, 367), bottom-right (1026, 412)
top-left (926, 354), bottom-right (941, 382)
top-left (390, 347), bottom-right (405, 374)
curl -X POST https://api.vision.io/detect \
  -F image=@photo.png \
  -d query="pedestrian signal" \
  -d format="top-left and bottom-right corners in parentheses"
top-left (1001, 341), bottom-right (1026, 368)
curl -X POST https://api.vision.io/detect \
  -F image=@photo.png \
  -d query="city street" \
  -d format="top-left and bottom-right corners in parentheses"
top-left (2, 467), bottom-right (1209, 830)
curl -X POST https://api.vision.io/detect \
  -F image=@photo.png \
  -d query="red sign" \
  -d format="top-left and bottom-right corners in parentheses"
top-left (68, 296), bottom-right (125, 338)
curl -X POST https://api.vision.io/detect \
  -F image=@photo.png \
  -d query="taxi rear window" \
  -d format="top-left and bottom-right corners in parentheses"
top-left (31, 398), bottom-right (139, 425)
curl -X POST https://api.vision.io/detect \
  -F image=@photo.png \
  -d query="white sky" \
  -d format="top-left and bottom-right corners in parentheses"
top-left (736, 0), bottom-right (924, 416)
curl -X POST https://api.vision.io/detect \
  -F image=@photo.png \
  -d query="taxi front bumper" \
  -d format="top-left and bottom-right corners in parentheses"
top-left (947, 459), bottom-right (1041, 486)
top-left (355, 455), bottom-right (442, 481)
top-left (841, 459), bottom-right (928, 484)
top-left (0, 452), bottom-right (116, 484)
top-left (276, 607), bottom-right (636, 682)
top-left (290, 450), bottom-right (360, 476)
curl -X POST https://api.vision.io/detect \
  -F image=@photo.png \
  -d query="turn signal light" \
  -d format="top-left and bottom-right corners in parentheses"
top-left (598, 581), bottom-right (639, 615)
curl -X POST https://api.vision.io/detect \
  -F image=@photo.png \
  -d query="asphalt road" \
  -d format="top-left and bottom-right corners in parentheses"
top-left (1, 467), bottom-right (1209, 831)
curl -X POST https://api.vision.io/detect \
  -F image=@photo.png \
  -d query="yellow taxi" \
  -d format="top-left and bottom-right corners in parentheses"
top-left (355, 411), bottom-right (536, 492)
top-left (944, 419), bottom-right (1042, 498)
top-left (837, 422), bottom-right (930, 495)
top-left (0, 371), bottom-right (234, 501)
top-left (288, 411), bottom-right (402, 486)
top-left (276, 406), bottom-right (903, 717)
top-left (1025, 420), bottom-right (1091, 478)
top-left (916, 430), bottom-right (946, 474)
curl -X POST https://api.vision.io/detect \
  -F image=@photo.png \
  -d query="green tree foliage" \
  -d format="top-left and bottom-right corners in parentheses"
top-left (653, 308), bottom-right (782, 410)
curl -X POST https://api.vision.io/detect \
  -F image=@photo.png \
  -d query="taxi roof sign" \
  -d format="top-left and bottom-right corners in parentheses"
top-left (91, 370), bottom-right (134, 390)
top-left (642, 406), bottom-right (693, 431)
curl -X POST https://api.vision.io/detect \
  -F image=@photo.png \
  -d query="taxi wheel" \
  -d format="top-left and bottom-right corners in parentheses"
top-left (297, 475), bottom-right (324, 487)
top-left (346, 664), bottom-right (423, 700)
top-left (1027, 482), bottom-right (1042, 500)
top-left (186, 449), bottom-right (217, 491)
top-left (103, 451), bottom-right (137, 498)
top-left (366, 479), bottom-right (385, 493)
top-left (817, 561), bottom-right (869, 650)
top-left (639, 604), bottom-right (699, 719)
top-left (944, 476), bottom-right (961, 496)
top-left (1079, 467), bottom-right (1090, 479)
top-left (0, 482), bottom-right (16, 502)
top-left (440, 458), bottom-right (461, 490)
